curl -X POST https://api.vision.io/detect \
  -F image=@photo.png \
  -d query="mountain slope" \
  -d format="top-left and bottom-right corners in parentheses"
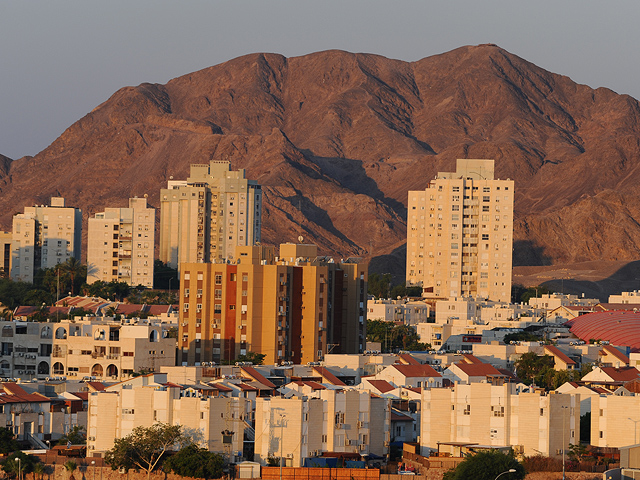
top-left (3, 44), bottom-right (640, 271)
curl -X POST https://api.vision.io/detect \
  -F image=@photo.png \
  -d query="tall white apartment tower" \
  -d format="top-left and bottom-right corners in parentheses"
top-left (406, 159), bottom-right (514, 302)
top-left (159, 161), bottom-right (262, 269)
top-left (87, 197), bottom-right (155, 287)
top-left (11, 197), bottom-right (82, 283)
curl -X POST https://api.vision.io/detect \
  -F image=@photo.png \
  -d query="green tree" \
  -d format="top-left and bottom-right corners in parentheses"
top-left (235, 352), bottom-right (266, 365)
top-left (60, 258), bottom-right (87, 296)
top-left (366, 319), bottom-right (430, 353)
top-left (367, 273), bottom-right (391, 299)
top-left (104, 423), bottom-right (184, 480)
top-left (1, 452), bottom-right (40, 479)
top-left (57, 426), bottom-right (86, 446)
top-left (514, 352), bottom-right (555, 386)
top-left (443, 450), bottom-right (525, 480)
top-left (0, 427), bottom-right (20, 454)
top-left (163, 444), bottom-right (224, 479)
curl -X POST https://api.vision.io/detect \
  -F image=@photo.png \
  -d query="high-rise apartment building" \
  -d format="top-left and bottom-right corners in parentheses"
top-left (178, 244), bottom-right (367, 366)
top-left (87, 197), bottom-right (155, 287)
top-left (11, 197), bottom-right (82, 283)
top-left (159, 161), bottom-right (261, 269)
top-left (406, 159), bottom-right (513, 302)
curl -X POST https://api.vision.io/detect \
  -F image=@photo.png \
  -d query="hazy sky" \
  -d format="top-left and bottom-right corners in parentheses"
top-left (2, 1), bottom-right (640, 160)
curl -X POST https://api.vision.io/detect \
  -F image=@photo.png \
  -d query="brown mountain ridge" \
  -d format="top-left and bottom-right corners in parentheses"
top-left (3, 44), bottom-right (640, 285)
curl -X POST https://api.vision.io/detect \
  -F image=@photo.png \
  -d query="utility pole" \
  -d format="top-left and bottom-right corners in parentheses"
top-left (279, 413), bottom-right (286, 480)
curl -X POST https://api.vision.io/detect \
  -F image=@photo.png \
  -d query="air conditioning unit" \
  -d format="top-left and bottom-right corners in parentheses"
top-left (18, 371), bottom-right (24, 374)
top-left (18, 353), bottom-right (23, 357)
top-left (358, 444), bottom-right (366, 451)
top-left (357, 421), bottom-right (364, 428)
top-left (335, 423), bottom-right (343, 429)
top-left (345, 439), bottom-right (352, 446)
top-left (384, 441), bottom-right (390, 447)
top-left (286, 454), bottom-right (293, 458)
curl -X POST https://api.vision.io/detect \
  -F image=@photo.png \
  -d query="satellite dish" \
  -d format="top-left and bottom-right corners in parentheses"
top-left (298, 236), bottom-right (304, 243)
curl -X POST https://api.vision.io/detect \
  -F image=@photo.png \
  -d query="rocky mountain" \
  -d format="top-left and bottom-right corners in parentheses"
top-left (3, 44), bottom-right (640, 281)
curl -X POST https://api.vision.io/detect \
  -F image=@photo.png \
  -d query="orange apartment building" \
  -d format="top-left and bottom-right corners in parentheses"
top-left (178, 244), bottom-right (367, 365)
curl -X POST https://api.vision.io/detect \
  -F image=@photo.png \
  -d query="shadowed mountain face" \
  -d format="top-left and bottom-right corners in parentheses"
top-left (2, 44), bottom-right (640, 271)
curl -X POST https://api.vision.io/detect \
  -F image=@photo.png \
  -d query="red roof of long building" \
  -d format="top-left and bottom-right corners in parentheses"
top-left (241, 366), bottom-right (276, 388)
top-left (453, 362), bottom-right (502, 377)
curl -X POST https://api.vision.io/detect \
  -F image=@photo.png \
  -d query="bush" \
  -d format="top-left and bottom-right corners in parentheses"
top-left (163, 444), bottom-right (224, 479)
top-left (445, 450), bottom-right (526, 480)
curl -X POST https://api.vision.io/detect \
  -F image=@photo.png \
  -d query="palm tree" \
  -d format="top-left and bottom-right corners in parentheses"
top-left (63, 460), bottom-right (77, 480)
top-left (61, 258), bottom-right (86, 296)
top-left (33, 462), bottom-right (44, 480)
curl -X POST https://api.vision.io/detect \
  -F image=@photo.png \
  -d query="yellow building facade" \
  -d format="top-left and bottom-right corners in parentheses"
top-left (178, 244), bottom-right (367, 366)
top-left (407, 159), bottom-right (513, 302)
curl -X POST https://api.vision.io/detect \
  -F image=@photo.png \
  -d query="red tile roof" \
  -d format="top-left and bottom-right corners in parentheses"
top-left (600, 367), bottom-right (640, 382)
top-left (398, 353), bottom-right (420, 365)
top-left (461, 354), bottom-right (484, 364)
top-left (146, 305), bottom-right (172, 316)
top-left (236, 383), bottom-right (258, 391)
top-left (366, 380), bottom-right (395, 393)
top-left (544, 345), bottom-right (577, 366)
top-left (241, 366), bottom-right (276, 388)
top-left (312, 367), bottom-right (346, 386)
top-left (453, 362), bottom-right (502, 377)
top-left (391, 364), bottom-right (441, 378)
top-left (291, 380), bottom-right (326, 390)
top-left (86, 382), bottom-right (106, 392)
top-left (208, 383), bottom-right (234, 392)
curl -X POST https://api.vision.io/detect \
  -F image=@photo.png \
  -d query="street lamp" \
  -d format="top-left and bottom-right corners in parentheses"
top-left (494, 469), bottom-right (516, 480)
top-left (629, 417), bottom-right (640, 445)
top-left (17, 457), bottom-right (21, 480)
top-left (91, 460), bottom-right (96, 480)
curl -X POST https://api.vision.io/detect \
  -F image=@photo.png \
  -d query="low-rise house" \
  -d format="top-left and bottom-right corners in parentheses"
top-left (599, 345), bottom-right (630, 367)
top-left (375, 363), bottom-right (443, 389)
top-left (543, 345), bottom-right (578, 371)
top-left (581, 366), bottom-right (640, 389)
top-left (443, 362), bottom-right (506, 385)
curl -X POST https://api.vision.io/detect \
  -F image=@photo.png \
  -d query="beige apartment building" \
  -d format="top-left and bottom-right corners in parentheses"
top-left (11, 197), bottom-right (82, 283)
top-left (178, 243), bottom-right (367, 366)
top-left (87, 373), bottom-right (249, 458)
top-left (87, 197), bottom-right (155, 287)
top-left (591, 394), bottom-right (640, 448)
top-left (407, 159), bottom-right (513, 302)
top-left (51, 318), bottom-right (176, 381)
top-left (421, 383), bottom-right (578, 457)
top-left (159, 161), bottom-right (261, 269)
top-left (254, 389), bottom-right (390, 467)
